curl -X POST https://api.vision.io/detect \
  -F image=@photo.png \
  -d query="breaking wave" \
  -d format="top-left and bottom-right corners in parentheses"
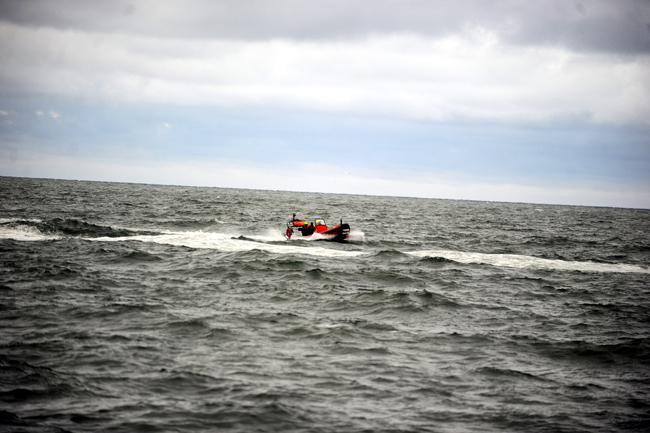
top-left (0, 218), bottom-right (152, 240)
top-left (0, 218), bottom-right (59, 241)
top-left (408, 249), bottom-right (650, 274)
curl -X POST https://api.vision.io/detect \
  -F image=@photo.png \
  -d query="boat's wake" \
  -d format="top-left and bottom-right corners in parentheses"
top-left (93, 231), bottom-right (364, 258)
top-left (1, 218), bottom-right (647, 274)
top-left (408, 249), bottom-right (650, 274)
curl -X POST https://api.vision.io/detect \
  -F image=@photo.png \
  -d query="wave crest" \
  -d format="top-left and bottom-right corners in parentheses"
top-left (408, 249), bottom-right (649, 274)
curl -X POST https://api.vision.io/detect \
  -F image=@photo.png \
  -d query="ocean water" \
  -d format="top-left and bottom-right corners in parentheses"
top-left (1, 176), bottom-right (649, 433)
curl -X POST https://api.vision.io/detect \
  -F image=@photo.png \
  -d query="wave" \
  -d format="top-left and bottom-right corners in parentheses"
top-left (0, 220), bottom-right (59, 241)
top-left (90, 231), bottom-right (364, 258)
top-left (354, 288), bottom-right (463, 314)
top-left (0, 218), bottom-right (152, 240)
top-left (114, 249), bottom-right (163, 262)
top-left (40, 218), bottom-right (153, 237)
top-left (475, 366), bottom-right (552, 382)
top-left (370, 249), bottom-right (410, 259)
top-left (0, 355), bottom-right (88, 403)
top-left (0, 217), bottom-right (363, 258)
top-left (3, 218), bottom-right (646, 272)
top-left (0, 218), bottom-right (43, 224)
top-left (408, 249), bottom-right (650, 274)
top-left (157, 217), bottom-right (225, 229)
top-left (510, 335), bottom-right (650, 364)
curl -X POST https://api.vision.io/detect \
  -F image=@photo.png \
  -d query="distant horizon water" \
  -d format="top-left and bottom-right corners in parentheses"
top-left (3, 174), bottom-right (648, 211)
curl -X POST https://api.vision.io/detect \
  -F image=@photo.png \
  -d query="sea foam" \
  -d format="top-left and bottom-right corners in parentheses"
top-left (90, 231), bottom-right (364, 258)
top-left (0, 219), bottom-right (59, 241)
top-left (409, 249), bottom-right (650, 274)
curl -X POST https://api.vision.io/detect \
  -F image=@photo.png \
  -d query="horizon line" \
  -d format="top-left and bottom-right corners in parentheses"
top-left (2, 174), bottom-right (647, 211)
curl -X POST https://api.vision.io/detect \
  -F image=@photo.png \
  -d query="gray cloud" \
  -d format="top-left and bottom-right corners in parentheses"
top-left (1, 0), bottom-right (649, 53)
top-left (2, 21), bottom-right (647, 125)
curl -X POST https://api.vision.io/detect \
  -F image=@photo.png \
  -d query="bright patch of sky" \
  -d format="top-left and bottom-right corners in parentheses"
top-left (0, 0), bottom-right (649, 207)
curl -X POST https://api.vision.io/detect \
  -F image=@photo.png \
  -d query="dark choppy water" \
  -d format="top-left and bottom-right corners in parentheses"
top-left (1, 176), bottom-right (649, 433)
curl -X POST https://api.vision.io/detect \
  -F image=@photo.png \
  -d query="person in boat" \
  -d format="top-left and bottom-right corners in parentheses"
top-left (289, 213), bottom-right (310, 229)
top-left (301, 222), bottom-right (315, 236)
top-left (289, 213), bottom-right (307, 227)
top-left (314, 218), bottom-right (328, 233)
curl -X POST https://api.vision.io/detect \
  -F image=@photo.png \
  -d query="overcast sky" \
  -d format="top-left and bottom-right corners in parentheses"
top-left (1, 0), bottom-right (649, 207)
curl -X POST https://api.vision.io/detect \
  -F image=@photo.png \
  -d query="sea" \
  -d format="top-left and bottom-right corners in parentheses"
top-left (1, 176), bottom-right (649, 433)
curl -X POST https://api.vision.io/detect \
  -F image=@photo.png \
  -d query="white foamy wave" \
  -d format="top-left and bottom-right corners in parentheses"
top-left (0, 224), bottom-right (59, 241)
top-left (89, 231), bottom-right (364, 258)
top-left (245, 228), bottom-right (289, 243)
top-left (0, 217), bottom-right (43, 224)
top-left (409, 249), bottom-right (650, 274)
top-left (288, 232), bottom-right (335, 242)
top-left (347, 230), bottom-right (366, 242)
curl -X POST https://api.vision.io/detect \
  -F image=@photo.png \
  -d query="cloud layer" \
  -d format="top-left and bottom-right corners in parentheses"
top-left (2, 0), bottom-right (649, 53)
top-left (1, 1), bottom-right (648, 124)
top-left (1, 22), bottom-right (648, 125)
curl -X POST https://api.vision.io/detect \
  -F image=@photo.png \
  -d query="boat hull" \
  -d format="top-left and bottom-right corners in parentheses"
top-left (286, 222), bottom-right (350, 242)
top-left (318, 223), bottom-right (350, 242)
